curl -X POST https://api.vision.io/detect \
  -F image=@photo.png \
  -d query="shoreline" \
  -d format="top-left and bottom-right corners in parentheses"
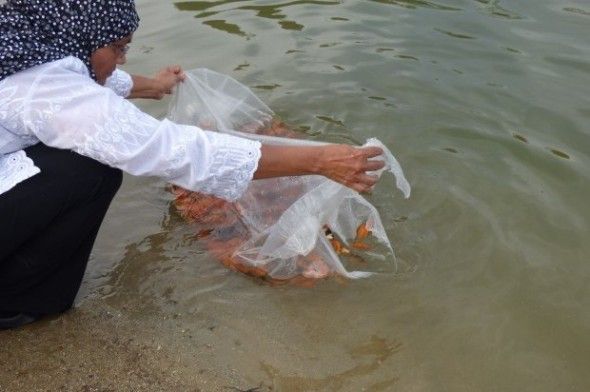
top-left (0, 299), bottom-right (265, 392)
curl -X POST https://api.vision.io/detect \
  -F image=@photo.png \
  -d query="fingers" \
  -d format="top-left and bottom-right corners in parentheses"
top-left (364, 159), bottom-right (385, 172)
top-left (359, 173), bottom-right (379, 187)
top-left (167, 65), bottom-right (181, 74)
top-left (351, 174), bottom-right (379, 193)
top-left (359, 146), bottom-right (383, 159)
top-left (154, 65), bottom-right (186, 98)
top-left (168, 65), bottom-right (186, 81)
top-left (160, 65), bottom-right (185, 80)
top-left (355, 151), bottom-right (383, 192)
top-left (320, 144), bottom-right (386, 193)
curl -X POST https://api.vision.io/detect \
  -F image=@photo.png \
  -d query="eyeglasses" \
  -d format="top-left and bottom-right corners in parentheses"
top-left (109, 43), bottom-right (130, 58)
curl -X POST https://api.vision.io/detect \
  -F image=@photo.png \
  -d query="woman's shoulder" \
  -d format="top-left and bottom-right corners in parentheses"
top-left (55, 56), bottom-right (90, 75)
top-left (1, 56), bottom-right (90, 87)
top-left (33, 56), bottom-right (90, 78)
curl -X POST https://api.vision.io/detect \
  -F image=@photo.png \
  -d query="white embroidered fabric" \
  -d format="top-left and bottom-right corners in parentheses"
top-left (104, 68), bottom-right (133, 98)
top-left (0, 151), bottom-right (40, 195)
top-left (0, 56), bottom-right (261, 201)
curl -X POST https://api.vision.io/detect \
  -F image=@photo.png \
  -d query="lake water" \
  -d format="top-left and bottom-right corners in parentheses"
top-left (86, 0), bottom-right (590, 390)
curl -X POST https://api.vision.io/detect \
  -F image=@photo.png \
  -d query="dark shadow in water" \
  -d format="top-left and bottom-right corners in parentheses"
top-left (259, 335), bottom-right (402, 390)
top-left (376, 47), bottom-right (395, 53)
top-left (194, 11), bottom-right (217, 18)
top-left (549, 148), bottom-right (570, 160)
top-left (174, 0), bottom-right (250, 12)
top-left (101, 230), bottom-right (173, 312)
top-left (316, 115), bottom-right (346, 127)
top-left (434, 28), bottom-right (476, 40)
top-left (512, 133), bottom-right (528, 144)
top-left (474, 0), bottom-right (523, 20)
top-left (253, 83), bottom-right (282, 90)
top-left (279, 20), bottom-right (304, 30)
top-left (563, 7), bottom-right (590, 17)
top-left (100, 206), bottom-right (204, 313)
top-left (240, 4), bottom-right (286, 19)
top-left (396, 54), bottom-right (419, 61)
top-left (234, 62), bottom-right (250, 71)
top-left (175, 1), bottom-right (341, 36)
top-left (239, 0), bottom-right (340, 19)
top-left (369, 0), bottom-right (460, 11)
top-left (203, 19), bottom-right (252, 38)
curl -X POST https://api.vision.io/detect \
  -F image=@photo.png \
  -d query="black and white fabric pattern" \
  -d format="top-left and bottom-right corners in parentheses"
top-left (0, 0), bottom-right (139, 81)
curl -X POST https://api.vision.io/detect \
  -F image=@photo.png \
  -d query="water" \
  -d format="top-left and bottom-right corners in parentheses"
top-left (86, 0), bottom-right (590, 390)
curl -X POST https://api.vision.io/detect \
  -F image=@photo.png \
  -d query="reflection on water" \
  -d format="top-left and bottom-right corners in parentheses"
top-left (278, 19), bottom-right (304, 30)
top-left (175, 0), bottom-right (340, 35)
top-left (563, 7), bottom-right (590, 17)
top-left (261, 336), bottom-right (403, 390)
top-left (369, 0), bottom-right (460, 11)
top-left (434, 28), bottom-right (475, 40)
top-left (87, 0), bottom-right (590, 390)
top-left (549, 148), bottom-right (570, 160)
top-left (203, 19), bottom-right (251, 37)
top-left (475, 0), bottom-right (523, 20)
top-left (173, 0), bottom-right (249, 12)
top-left (234, 61), bottom-right (250, 71)
top-left (513, 133), bottom-right (528, 144)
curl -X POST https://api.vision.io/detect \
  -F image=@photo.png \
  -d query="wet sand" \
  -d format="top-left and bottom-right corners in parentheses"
top-left (0, 299), bottom-right (269, 392)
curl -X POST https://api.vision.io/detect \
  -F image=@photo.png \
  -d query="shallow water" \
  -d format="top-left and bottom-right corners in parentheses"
top-left (86, 0), bottom-right (589, 390)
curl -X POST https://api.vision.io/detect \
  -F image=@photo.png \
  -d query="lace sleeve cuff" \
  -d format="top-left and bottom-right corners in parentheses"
top-left (104, 69), bottom-right (133, 98)
top-left (201, 131), bottom-right (261, 201)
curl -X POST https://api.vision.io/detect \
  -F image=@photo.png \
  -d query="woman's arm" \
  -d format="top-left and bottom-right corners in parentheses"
top-left (255, 144), bottom-right (384, 193)
top-left (11, 59), bottom-right (384, 201)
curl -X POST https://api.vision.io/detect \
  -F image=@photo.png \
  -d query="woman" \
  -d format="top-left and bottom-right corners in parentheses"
top-left (0, 0), bottom-right (384, 330)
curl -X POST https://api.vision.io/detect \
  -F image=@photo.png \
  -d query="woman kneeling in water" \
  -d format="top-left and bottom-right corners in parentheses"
top-left (0, 0), bottom-right (384, 329)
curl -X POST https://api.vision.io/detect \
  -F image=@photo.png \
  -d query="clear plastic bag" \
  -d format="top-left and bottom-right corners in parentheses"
top-left (168, 69), bottom-right (410, 284)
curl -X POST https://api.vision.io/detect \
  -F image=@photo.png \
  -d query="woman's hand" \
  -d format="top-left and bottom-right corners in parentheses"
top-left (316, 144), bottom-right (385, 193)
top-left (255, 144), bottom-right (386, 193)
top-left (129, 65), bottom-right (185, 100)
top-left (153, 65), bottom-right (185, 98)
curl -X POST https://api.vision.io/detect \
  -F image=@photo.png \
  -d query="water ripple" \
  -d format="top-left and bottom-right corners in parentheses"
top-left (474, 0), bottom-right (523, 20)
top-left (368, 0), bottom-right (460, 11)
top-left (434, 28), bottom-right (476, 40)
top-left (174, 0), bottom-right (340, 36)
top-left (174, 0), bottom-right (248, 12)
top-left (203, 19), bottom-right (252, 37)
top-left (562, 7), bottom-right (590, 17)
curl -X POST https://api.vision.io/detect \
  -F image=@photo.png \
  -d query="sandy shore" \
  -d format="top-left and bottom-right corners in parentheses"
top-left (0, 300), bottom-right (270, 392)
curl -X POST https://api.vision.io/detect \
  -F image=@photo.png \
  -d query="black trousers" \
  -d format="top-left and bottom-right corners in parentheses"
top-left (0, 144), bottom-right (122, 315)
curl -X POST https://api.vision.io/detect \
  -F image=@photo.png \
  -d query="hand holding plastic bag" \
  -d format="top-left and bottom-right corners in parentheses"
top-left (168, 69), bottom-right (411, 283)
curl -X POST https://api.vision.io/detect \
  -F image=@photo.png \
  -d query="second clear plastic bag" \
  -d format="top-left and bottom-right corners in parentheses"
top-left (168, 69), bottom-right (410, 284)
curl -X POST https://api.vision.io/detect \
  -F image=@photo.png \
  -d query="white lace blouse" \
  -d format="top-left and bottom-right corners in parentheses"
top-left (0, 57), bottom-right (261, 201)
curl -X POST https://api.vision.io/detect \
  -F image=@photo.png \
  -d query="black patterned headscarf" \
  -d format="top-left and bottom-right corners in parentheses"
top-left (0, 0), bottom-right (140, 81)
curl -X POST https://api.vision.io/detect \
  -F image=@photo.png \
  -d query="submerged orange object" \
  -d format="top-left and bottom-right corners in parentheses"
top-left (330, 238), bottom-right (343, 254)
top-left (170, 121), bottom-right (383, 286)
top-left (352, 241), bottom-right (371, 250)
top-left (350, 222), bottom-right (372, 250)
top-left (355, 222), bottom-right (371, 241)
top-left (171, 119), bottom-right (332, 287)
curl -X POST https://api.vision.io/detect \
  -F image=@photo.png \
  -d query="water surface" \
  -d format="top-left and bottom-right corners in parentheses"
top-left (86, 0), bottom-right (590, 390)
